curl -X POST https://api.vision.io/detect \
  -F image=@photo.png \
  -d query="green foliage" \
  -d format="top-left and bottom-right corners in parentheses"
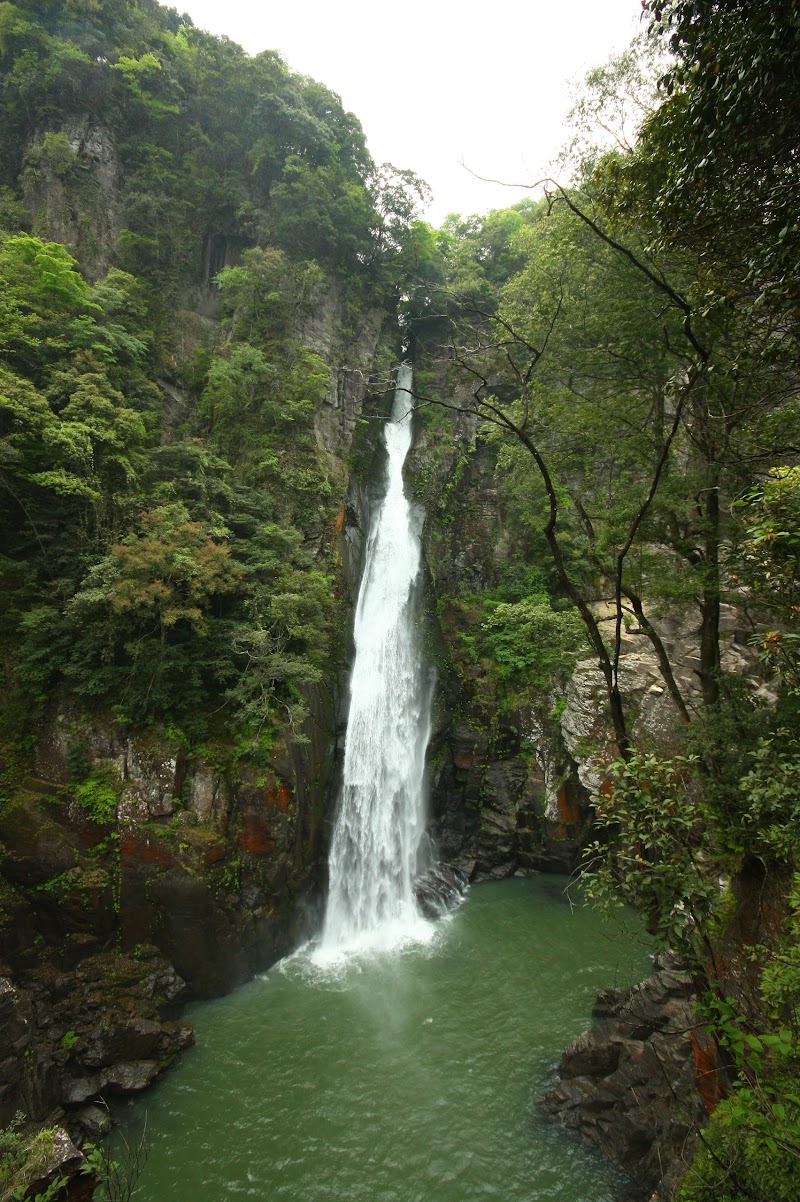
top-left (677, 1001), bottom-right (800, 1202)
top-left (642, 0), bottom-right (800, 321)
top-left (762, 876), bottom-right (800, 1036)
top-left (71, 771), bottom-right (118, 826)
top-left (480, 595), bottom-right (585, 696)
top-left (581, 752), bottom-right (717, 952)
top-left (0, 0), bottom-right (433, 762)
top-left (738, 467), bottom-right (800, 611)
top-left (11, 1176), bottom-right (67, 1202)
top-left (738, 726), bottom-right (800, 863)
top-left (438, 582), bottom-right (586, 722)
top-left (0, 1113), bottom-right (64, 1200)
top-left (0, 1113), bottom-right (25, 1189)
top-left (395, 12), bottom-right (800, 1202)
top-left (682, 896), bottom-right (800, 1201)
top-left (0, 220), bottom-right (338, 741)
top-left (214, 248), bottom-right (324, 343)
top-left (735, 467), bottom-right (800, 691)
top-left (81, 1119), bottom-right (149, 1202)
top-left (680, 676), bottom-right (771, 854)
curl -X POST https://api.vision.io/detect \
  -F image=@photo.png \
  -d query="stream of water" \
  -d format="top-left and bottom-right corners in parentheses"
top-left (322, 363), bottom-right (433, 955)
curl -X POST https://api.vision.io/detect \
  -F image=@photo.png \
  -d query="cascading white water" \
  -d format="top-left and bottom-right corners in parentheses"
top-left (320, 365), bottom-right (434, 954)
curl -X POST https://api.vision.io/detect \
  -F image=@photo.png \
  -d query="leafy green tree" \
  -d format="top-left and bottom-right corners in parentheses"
top-left (58, 503), bottom-right (241, 725)
top-left (268, 156), bottom-right (374, 271)
top-left (76, 502), bottom-right (241, 636)
top-left (214, 247), bottom-right (324, 342)
top-left (640, 0), bottom-right (800, 323)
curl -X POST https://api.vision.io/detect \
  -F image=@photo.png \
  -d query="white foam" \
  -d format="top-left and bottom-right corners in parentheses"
top-left (320, 365), bottom-right (434, 955)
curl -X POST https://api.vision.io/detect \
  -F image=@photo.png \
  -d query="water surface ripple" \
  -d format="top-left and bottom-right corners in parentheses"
top-left (128, 877), bottom-right (650, 1202)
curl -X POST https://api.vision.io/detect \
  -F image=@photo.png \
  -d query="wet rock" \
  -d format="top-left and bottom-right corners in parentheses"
top-left (543, 955), bottom-right (711, 1201)
top-left (82, 1018), bottom-right (166, 1068)
top-left (0, 978), bottom-right (35, 1122)
top-left (119, 740), bottom-right (180, 821)
top-left (188, 768), bottom-right (219, 823)
top-left (140, 962), bottom-right (186, 1012)
top-left (592, 986), bottom-right (630, 1019)
top-left (0, 797), bottom-right (80, 886)
top-left (429, 719), bottom-right (563, 880)
top-left (0, 977), bottom-right (32, 1050)
top-left (102, 1060), bottom-right (160, 1092)
top-left (299, 278), bottom-right (383, 458)
top-left (414, 863), bottom-right (468, 918)
top-left (167, 1020), bottom-right (195, 1052)
top-left (23, 1127), bottom-right (85, 1202)
top-left (0, 948), bottom-right (193, 1124)
top-left (23, 120), bottom-right (122, 282)
top-left (61, 1076), bottom-right (103, 1105)
top-left (73, 1104), bottom-right (112, 1138)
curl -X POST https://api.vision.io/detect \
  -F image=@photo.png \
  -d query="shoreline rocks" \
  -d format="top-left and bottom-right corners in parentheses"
top-left (543, 953), bottom-right (716, 1201)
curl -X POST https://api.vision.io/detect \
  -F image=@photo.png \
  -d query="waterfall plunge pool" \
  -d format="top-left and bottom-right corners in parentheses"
top-left (124, 876), bottom-right (650, 1202)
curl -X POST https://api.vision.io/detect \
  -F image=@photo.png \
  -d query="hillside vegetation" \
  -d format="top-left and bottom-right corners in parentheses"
top-left (0, 0), bottom-right (430, 762)
top-left (397, 3), bottom-right (800, 1196)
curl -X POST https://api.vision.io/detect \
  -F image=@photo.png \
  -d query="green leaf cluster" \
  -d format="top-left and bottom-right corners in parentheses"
top-left (0, 1114), bottom-right (64, 1201)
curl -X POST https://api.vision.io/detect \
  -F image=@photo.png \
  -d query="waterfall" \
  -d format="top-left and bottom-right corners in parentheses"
top-left (320, 364), bottom-right (434, 954)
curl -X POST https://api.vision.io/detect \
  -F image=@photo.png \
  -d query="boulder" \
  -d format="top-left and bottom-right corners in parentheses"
top-left (543, 955), bottom-right (713, 1201)
top-left (102, 1060), bottom-right (161, 1092)
top-left (72, 1104), bottom-right (112, 1138)
top-left (23, 1127), bottom-right (85, 1202)
top-left (414, 863), bottom-right (468, 918)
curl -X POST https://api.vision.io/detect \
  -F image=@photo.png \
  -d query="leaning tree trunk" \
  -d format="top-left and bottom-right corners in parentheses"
top-left (698, 483), bottom-right (721, 707)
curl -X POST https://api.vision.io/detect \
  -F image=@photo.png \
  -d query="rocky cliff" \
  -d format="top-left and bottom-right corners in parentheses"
top-left (408, 380), bottom-right (761, 886)
top-left (0, 252), bottom-right (390, 1145)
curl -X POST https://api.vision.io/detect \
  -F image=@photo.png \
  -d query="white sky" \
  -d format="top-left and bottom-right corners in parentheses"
top-left (176, 0), bottom-right (644, 224)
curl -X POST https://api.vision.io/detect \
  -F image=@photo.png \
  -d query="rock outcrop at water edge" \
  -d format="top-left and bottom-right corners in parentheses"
top-left (543, 953), bottom-right (720, 1201)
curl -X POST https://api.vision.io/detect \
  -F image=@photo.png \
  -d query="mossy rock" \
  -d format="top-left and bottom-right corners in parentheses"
top-left (0, 795), bottom-right (79, 887)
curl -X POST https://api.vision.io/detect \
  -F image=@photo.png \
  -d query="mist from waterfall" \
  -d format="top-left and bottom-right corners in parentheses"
top-left (320, 364), bottom-right (434, 955)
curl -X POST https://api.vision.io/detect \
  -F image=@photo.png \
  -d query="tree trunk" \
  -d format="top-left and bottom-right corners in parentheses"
top-left (699, 485), bottom-right (721, 706)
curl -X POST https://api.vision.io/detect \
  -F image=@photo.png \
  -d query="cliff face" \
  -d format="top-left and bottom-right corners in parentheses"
top-left (0, 179), bottom-right (388, 1133)
top-left (407, 403), bottom-right (591, 881)
top-left (0, 0), bottom-right (413, 1125)
top-left (22, 122), bottom-right (122, 283)
top-left (0, 409), bottom-right (380, 1134)
top-left (406, 373), bottom-right (782, 1202)
top-left (1, 18), bottom-right (404, 1138)
top-left (408, 386), bottom-right (761, 886)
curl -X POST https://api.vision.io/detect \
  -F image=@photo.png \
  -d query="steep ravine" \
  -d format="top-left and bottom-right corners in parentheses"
top-left (1, 335), bottom-right (759, 1202)
top-left (1, 102), bottom-right (397, 1132)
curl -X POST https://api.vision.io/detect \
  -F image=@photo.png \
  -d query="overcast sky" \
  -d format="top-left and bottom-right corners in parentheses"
top-left (177, 0), bottom-right (643, 224)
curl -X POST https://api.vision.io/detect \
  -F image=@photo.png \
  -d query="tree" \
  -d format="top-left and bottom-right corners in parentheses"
top-left (61, 503), bottom-right (241, 724)
top-left (624, 0), bottom-right (800, 325)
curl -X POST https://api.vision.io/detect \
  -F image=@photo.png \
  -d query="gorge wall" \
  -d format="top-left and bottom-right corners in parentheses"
top-left (406, 373), bottom-right (758, 889)
top-left (1, 101), bottom-right (397, 1128)
top-left (0, 313), bottom-right (388, 1136)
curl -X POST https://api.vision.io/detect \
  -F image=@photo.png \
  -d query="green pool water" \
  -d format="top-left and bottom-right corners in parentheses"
top-left (123, 876), bottom-right (650, 1202)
